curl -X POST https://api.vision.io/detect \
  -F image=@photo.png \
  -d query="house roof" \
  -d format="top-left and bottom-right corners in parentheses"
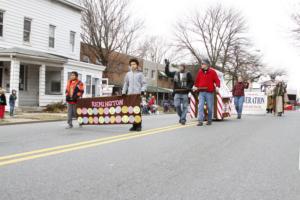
top-left (0, 47), bottom-right (67, 63)
top-left (55, 0), bottom-right (85, 11)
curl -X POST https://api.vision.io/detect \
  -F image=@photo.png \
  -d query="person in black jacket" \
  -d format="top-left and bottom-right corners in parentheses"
top-left (0, 88), bottom-right (7, 120)
top-left (165, 59), bottom-right (194, 125)
top-left (9, 89), bottom-right (17, 117)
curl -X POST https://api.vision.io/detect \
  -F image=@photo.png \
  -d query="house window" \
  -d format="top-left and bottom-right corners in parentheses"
top-left (82, 55), bottom-right (90, 63)
top-left (0, 11), bottom-right (4, 37)
top-left (46, 70), bottom-right (62, 95)
top-left (49, 25), bottom-right (56, 48)
top-left (23, 18), bottom-right (32, 43)
top-left (86, 75), bottom-right (92, 94)
top-left (70, 31), bottom-right (76, 52)
top-left (151, 70), bottom-right (155, 79)
top-left (143, 68), bottom-right (148, 77)
top-left (19, 65), bottom-right (28, 91)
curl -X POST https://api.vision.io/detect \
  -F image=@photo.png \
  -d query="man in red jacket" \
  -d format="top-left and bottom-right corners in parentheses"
top-left (193, 59), bottom-right (220, 126)
top-left (65, 71), bottom-right (84, 129)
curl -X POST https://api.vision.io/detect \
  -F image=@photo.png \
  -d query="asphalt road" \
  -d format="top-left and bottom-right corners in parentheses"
top-left (0, 112), bottom-right (300, 200)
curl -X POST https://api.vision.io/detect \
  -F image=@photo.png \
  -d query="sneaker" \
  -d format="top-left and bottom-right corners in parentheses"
top-left (66, 125), bottom-right (73, 129)
top-left (129, 126), bottom-right (136, 131)
top-left (237, 115), bottom-right (241, 119)
top-left (181, 120), bottom-right (186, 125)
top-left (207, 121), bottom-right (212, 125)
top-left (135, 127), bottom-right (142, 132)
top-left (197, 122), bottom-right (203, 126)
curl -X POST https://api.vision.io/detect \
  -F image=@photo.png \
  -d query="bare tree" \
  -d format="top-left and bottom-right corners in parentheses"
top-left (267, 69), bottom-right (288, 80)
top-left (174, 5), bottom-right (247, 71)
top-left (225, 43), bottom-right (265, 85)
top-left (81, 0), bottom-right (143, 67)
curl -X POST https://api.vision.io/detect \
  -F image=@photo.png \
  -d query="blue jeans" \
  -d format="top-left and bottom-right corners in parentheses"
top-left (234, 96), bottom-right (245, 115)
top-left (198, 92), bottom-right (214, 122)
top-left (9, 104), bottom-right (15, 116)
top-left (174, 93), bottom-right (189, 123)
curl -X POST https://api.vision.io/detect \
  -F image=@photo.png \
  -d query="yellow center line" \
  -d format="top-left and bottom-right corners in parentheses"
top-left (0, 122), bottom-right (197, 167)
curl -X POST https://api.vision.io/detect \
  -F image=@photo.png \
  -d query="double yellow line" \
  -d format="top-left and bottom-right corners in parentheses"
top-left (0, 122), bottom-right (197, 167)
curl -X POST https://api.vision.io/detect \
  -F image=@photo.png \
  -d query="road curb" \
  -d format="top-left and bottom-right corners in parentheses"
top-left (0, 119), bottom-right (66, 126)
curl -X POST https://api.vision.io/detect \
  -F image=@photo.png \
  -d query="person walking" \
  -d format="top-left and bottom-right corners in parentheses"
top-left (9, 89), bottom-right (17, 117)
top-left (0, 88), bottom-right (7, 120)
top-left (232, 77), bottom-right (250, 119)
top-left (65, 71), bottom-right (84, 129)
top-left (122, 58), bottom-right (147, 132)
top-left (165, 59), bottom-right (194, 125)
top-left (193, 59), bottom-right (220, 126)
top-left (273, 81), bottom-right (286, 117)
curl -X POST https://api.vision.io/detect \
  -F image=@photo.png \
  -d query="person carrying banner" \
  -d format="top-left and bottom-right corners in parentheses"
top-left (65, 71), bottom-right (84, 129)
top-left (232, 77), bottom-right (250, 119)
top-left (165, 59), bottom-right (193, 125)
top-left (122, 58), bottom-right (147, 132)
top-left (193, 59), bottom-right (220, 126)
top-left (273, 81), bottom-right (286, 117)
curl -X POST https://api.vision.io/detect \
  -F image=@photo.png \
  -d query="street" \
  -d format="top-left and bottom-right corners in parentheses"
top-left (0, 112), bottom-right (300, 200)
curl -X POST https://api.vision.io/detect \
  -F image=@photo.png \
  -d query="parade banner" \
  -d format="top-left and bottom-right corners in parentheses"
top-left (76, 94), bottom-right (142, 125)
top-left (231, 92), bottom-right (267, 115)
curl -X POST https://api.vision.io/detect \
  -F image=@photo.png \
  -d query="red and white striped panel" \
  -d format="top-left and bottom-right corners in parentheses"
top-left (216, 94), bottom-right (223, 120)
top-left (189, 93), bottom-right (197, 119)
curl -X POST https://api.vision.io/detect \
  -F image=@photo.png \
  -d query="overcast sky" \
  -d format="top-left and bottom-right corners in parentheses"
top-left (131, 0), bottom-right (300, 89)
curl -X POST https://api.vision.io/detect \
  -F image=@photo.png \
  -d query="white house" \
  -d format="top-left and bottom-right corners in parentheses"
top-left (0, 0), bottom-right (106, 108)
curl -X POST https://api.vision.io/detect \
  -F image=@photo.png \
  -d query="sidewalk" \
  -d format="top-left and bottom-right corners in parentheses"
top-left (0, 112), bottom-right (67, 126)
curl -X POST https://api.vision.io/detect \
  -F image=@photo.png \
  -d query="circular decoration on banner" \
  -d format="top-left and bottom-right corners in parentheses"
top-left (88, 117), bottom-right (94, 124)
top-left (129, 115), bottom-right (135, 123)
top-left (128, 106), bottom-right (133, 114)
top-left (104, 108), bottom-right (110, 115)
top-left (93, 117), bottom-right (99, 124)
top-left (99, 116), bottom-right (105, 124)
top-left (116, 115), bottom-right (122, 124)
top-left (110, 116), bottom-right (116, 124)
top-left (116, 106), bottom-right (121, 114)
top-left (77, 108), bottom-right (82, 115)
top-left (134, 115), bottom-right (142, 124)
top-left (122, 115), bottom-right (129, 123)
top-left (93, 108), bottom-right (99, 115)
top-left (133, 106), bottom-right (141, 114)
top-left (78, 117), bottom-right (83, 124)
top-left (98, 108), bottom-right (104, 115)
top-left (87, 108), bottom-right (93, 116)
top-left (109, 107), bottom-right (116, 115)
top-left (82, 108), bottom-right (88, 115)
top-left (104, 116), bottom-right (110, 124)
top-left (122, 106), bottom-right (128, 114)
top-left (83, 117), bottom-right (88, 124)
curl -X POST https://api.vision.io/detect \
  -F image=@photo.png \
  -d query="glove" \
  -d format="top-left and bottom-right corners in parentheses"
top-left (141, 91), bottom-right (145, 96)
top-left (215, 87), bottom-right (220, 93)
top-left (164, 59), bottom-right (170, 67)
top-left (192, 86), bottom-right (198, 92)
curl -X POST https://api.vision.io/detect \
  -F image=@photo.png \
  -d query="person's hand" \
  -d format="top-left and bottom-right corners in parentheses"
top-left (164, 59), bottom-right (170, 67)
top-left (215, 87), bottom-right (220, 93)
top-left (192, 86), bottom-right (198, 92)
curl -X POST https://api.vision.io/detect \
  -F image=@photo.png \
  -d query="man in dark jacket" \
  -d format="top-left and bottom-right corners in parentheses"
top-left (165, 59), bottom-right (194, 125)
top-left (232, 76), bottom-right (249, 119)
top-left (193, 59), bottom-right (220, 126)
